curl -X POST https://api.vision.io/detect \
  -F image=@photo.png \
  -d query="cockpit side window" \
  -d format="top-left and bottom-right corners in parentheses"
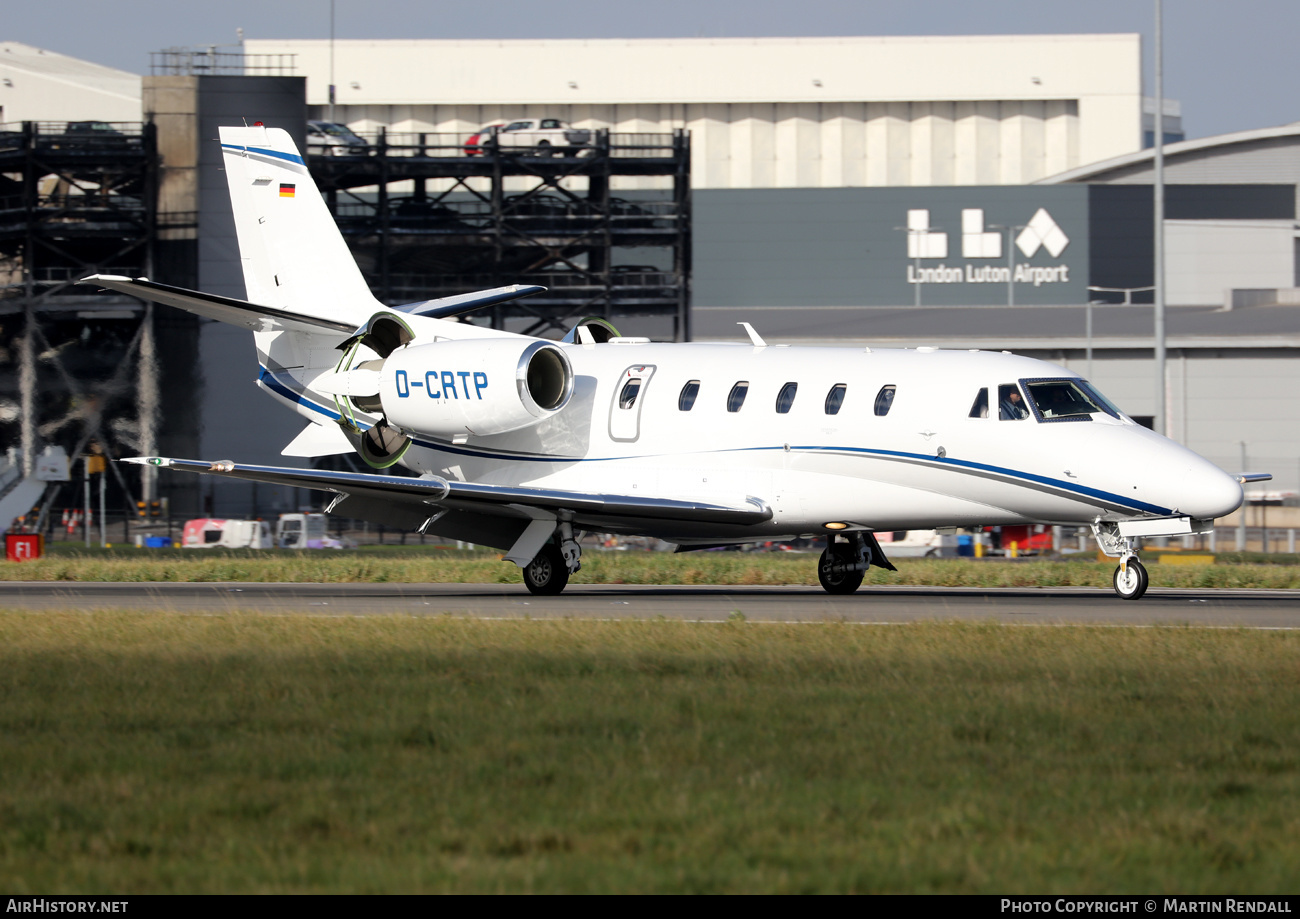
top-left (998, 383), bottom-right (1029, 420)
top-left (969, 388), bottom-right (989, 418)
top-left (874, 385), bottom-right (896, 417)
top-left (1021, 378), bottom-right (1110, 422)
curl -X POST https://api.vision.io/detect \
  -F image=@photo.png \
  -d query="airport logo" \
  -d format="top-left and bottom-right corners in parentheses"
top-left (1016, 208), bottom-right (1069, 258)
top-left (904, 207), bottom-right (1072, 287)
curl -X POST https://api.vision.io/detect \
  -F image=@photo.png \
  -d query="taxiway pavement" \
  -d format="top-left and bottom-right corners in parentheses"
top-left (0, 582), bottom-right (1297, 628)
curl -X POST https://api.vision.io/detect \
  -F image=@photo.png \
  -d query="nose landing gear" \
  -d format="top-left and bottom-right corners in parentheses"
top-left (1112, 556), bottom-right (1149, 600)
top-left (1092, 521), bottom-right (1150, 600)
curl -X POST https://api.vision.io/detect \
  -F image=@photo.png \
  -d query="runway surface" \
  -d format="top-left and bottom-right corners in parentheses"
top-left (0, 581), bottom-right (1297, 627)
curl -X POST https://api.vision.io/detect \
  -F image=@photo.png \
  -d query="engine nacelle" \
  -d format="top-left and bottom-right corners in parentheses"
top-left (380, 338), bottom-right (574, 439)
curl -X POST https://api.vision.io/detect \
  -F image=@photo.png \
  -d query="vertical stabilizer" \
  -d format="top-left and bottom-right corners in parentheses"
top-left (218, 125), bottom-right (381, 329)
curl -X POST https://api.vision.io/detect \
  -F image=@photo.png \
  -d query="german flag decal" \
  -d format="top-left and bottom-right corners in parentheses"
top-left (279, 183), bottom-right (296, 198)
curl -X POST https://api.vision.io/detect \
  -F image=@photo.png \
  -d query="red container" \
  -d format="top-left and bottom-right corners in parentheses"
top-left (5, 533), bottom-right (44, 562)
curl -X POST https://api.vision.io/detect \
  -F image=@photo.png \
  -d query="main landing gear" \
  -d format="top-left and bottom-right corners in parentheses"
top-left (1093, 522), bottom-right (1149, 601)
top-left (522, 522), bottom-right (583, 596)
top-left (817, 531), bottom-right (896, 595)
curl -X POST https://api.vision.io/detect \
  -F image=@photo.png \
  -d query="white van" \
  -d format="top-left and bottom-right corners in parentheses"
top-left (181, 518), bottom-right (272, 549)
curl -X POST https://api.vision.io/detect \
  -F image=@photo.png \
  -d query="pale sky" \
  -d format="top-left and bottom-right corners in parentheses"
top-left (6, 0), bottom-right (1299, 140)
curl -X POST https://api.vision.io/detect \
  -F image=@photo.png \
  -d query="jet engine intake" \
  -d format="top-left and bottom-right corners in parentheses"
top-left (380, 339), bottom-right (574, 439)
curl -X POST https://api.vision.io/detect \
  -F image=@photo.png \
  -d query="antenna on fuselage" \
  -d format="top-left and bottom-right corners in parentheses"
top-left (737, 322), bottom-right (767, 348)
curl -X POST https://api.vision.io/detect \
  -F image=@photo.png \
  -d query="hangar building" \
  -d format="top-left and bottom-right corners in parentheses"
top-left (245, 34), bottom-right (1146, 189)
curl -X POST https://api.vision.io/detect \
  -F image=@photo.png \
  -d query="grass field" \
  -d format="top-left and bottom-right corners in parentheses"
top-left (4, 548), bottom-right (1300, 590)
top-left (1, 612), bottom-right (1298, 893)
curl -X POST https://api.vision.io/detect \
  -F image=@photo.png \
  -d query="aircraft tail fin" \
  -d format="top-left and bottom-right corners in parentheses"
top-left (218, 125), bottom-right (382, 330)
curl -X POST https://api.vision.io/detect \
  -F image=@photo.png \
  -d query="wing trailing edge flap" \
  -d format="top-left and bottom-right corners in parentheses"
top-left (79, 275), bottom-right (356, 334)
top-left (121, 457), bottom-right (773, 533)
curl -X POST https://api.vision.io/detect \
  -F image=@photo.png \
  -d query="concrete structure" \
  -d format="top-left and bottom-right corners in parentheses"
top-left (0, 42), bottom-right (141, 124)
top-left (142, 74), bottom-right (310, 515)
top-left (1039, 123), bottom-right (1300, 306)
top-left (245, 34), bottom-right (1144, 189)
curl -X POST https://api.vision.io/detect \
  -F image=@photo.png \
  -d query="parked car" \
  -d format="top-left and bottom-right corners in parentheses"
top-left (464, 118), bottom-right (591, 156)
top-left (66, 121), bottom-right (124, 136)
top-left (463, 123), bottom-right (504, 156)
top-left (307, 120), bottom-right (368, 155)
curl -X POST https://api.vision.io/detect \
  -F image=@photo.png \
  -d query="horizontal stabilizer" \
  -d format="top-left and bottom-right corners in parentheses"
top-left (282, 422), bottom-right (354, 458)
top-left (394, 285), bottom-right (546, 319)
top-left (78, 275), bottom-right (356, 334)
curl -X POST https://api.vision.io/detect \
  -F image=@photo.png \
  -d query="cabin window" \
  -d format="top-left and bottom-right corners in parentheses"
top-left (618, 378), bottom-right (642, 409)
top-left (969, 388), bottom-right (989, 418)
top-left (678, 380), bottom-right (700, 411)
top-left (775, 382), bottom-right (798, 414)
top-left (1022, 379), bottom-right (1114, 421)
top-left (874, 385), bottom-right (896, 417)
top-left (727, 381), bottom-right (750, 413)
top-left (824, 383), bottom-right (847, 415)
top-left (998, 384), bottom-right (1029, 420)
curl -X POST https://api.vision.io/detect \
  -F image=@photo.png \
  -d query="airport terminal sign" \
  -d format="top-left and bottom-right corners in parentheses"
top-left (695, 185), bottom-right (1092, 308)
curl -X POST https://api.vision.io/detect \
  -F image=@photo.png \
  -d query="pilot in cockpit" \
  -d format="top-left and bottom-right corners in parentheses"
top-left (999, 385), bottom-right (1029, 420)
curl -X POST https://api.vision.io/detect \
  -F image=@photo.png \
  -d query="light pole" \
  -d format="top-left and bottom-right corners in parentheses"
top-left (895, 224), bottom-right (936, 308)
top-left (989, 224), bottom-right (1023, 307)
top-left (1238, 441), bottom-right (1248, 551)
top-left (1154, 0), bottom-right (1168, 435)
top-left (328, 0), bottom-right (337, 123)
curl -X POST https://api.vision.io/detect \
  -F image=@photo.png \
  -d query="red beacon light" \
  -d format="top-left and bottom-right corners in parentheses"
top-left (253, 121), bottom-right (264, 126)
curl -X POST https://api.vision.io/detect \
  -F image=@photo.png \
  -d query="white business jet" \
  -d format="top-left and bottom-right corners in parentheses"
top-left (83, 126), bottom-right (1269, 599)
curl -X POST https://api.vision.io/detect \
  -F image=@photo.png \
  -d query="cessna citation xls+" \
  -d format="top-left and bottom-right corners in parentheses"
top-left (82, 126), bottom-right (1267, 599)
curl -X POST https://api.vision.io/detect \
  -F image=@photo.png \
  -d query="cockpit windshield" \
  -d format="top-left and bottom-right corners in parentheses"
top-left (1022, 379), bottom-right (1123, 421)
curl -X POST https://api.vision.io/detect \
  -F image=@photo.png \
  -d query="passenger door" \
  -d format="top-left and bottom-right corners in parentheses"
top-left (609, 364), bottom-right (656, 442)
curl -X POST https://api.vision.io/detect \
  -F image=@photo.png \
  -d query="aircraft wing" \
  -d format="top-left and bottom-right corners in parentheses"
top-left (122, 457), bottom-right (772, 542)
top-left (79, 275), bottom-right (356, 334)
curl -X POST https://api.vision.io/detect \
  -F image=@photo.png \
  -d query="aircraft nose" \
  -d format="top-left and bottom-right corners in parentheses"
top-left (1180, 463), bottom-right (1243, 521)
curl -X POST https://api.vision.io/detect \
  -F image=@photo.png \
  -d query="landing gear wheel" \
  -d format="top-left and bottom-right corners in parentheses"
top-left (523, 543), bottom-right (569, 596)
top-left (1112, 558), bottom-right (1149, 600)
top-left (818, 545), bottom-right (864, 595)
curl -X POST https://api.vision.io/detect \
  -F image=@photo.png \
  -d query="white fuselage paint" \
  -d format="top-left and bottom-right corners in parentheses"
top-left (257, 328), bottom-right (1243, 543)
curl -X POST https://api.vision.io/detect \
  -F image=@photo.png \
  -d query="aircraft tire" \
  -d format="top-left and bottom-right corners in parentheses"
top-left (818, 545), bottom-right (864, 595)
top-left (523, 542), bottom-right (570, 596)
top-left (1112, 558), bottom-right (1149, 600)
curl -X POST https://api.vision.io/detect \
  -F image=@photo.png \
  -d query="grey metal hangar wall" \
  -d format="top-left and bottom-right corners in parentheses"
top-left (693, 186), bottom-right (1092, 309)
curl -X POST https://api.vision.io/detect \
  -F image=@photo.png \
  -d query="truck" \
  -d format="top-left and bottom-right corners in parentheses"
top-left (275, 513), bottom-right (349, 549)
top-left (181, 518), bottom-right (272, 549)
top-left (874, 529), bottom-right (961, 558)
